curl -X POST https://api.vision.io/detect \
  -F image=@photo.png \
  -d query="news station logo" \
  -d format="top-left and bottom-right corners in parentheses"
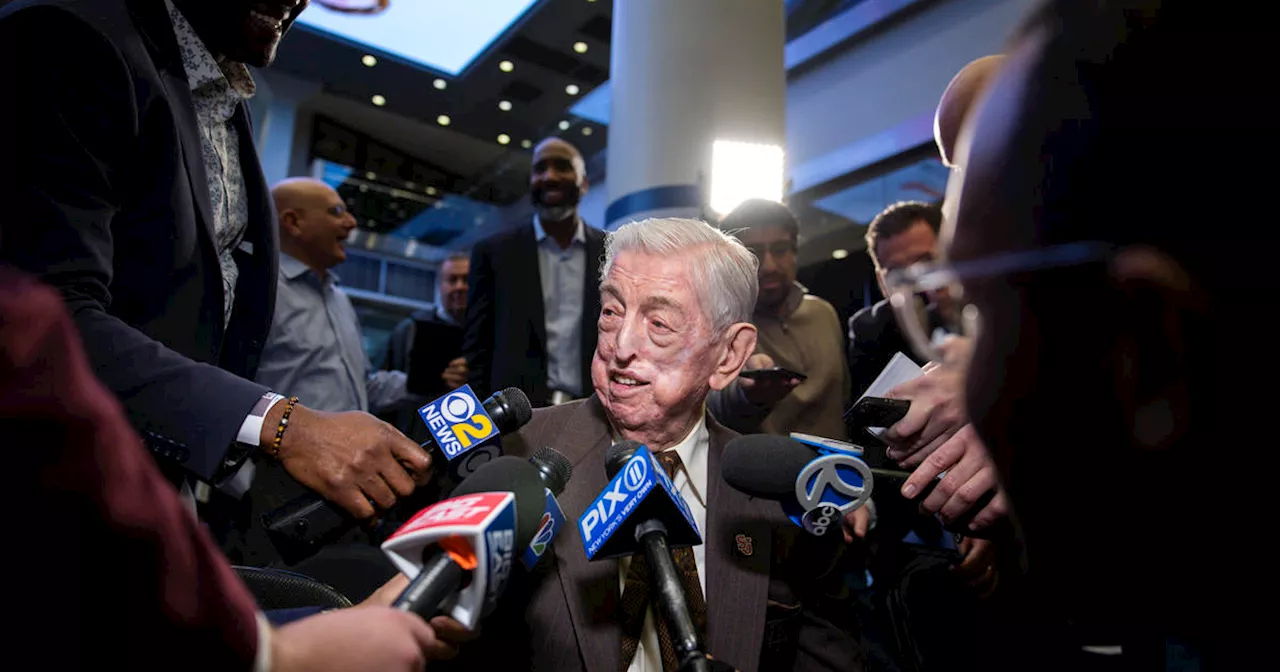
top-left (391, 492), bottom-right (508, 539)
top-left (792, 453), bottom-right (873, 536)
top-left (521, 489), bottom-right (567, 570)
top-left (579, 450), bottom-right (654, 557)
top-left (485, 527), bottom-right (514, 604)
top-left (418, 385), bottom-right (499, 459)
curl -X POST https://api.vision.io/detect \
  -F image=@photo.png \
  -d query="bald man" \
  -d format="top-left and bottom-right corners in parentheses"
top-left (463, 138), bottom-right (606, 407)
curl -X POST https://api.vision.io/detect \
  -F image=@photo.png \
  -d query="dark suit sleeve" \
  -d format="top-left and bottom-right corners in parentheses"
top-left (0, 8), bottom-right (267, 481)
top-left (2, 269), bottom-right (260, 670)
top-left (846, 306), bottom-right (893, 397)
top-left (462, 238), bottom-right (496, 398)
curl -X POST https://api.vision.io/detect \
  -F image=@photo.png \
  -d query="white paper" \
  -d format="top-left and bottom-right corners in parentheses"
top-left (857, 352), bottom-right (924, 435)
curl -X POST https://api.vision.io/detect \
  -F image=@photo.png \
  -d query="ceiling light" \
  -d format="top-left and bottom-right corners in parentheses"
top-left (573, 41), bottom-right (588, 54)
top-left (521, 139), bottom-right (532, 149)
top-left (361, 54), bottom-right (377, 67)
top-left (565, 84), bottom-right (580, 96)
top-left (498, 100), bottom-right (513, 112)
top-left (831, 249), bottom-right (850, 260)
top-left (437, 114), bottom-right (451, 126)
top-left (558, 120), bottom-right (570, 131)
top-left (426, 186), bottom-right (438, 196)
top-left (365, 171), bottom-right (376, 180)
top-left (371, 94), bottom-right (386, 106)
top-left (581, 127), bottom-right (593, 136)
top-left (497, 134), bottom-right (511, 145)
top-left (499, 60), bottom-right (514, 73)
top-left (433, 78), bottom-right (447, 90)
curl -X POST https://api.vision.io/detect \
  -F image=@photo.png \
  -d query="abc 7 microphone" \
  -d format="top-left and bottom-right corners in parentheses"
top-left (261, 386), bottom-right (533, 565)
top-left (382, 455), bottom-right (546, 627)
top-left (721, 435), bottom-right (874, 538)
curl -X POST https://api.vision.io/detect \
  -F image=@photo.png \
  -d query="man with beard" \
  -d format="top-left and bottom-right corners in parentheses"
top-left (463, 138), bottom-right (606, 407)
top-left (0, 0), bottom-right (433, 536)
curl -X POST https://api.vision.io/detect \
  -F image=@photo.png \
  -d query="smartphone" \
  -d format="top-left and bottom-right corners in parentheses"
top-left (844, 396), bottom-right (911, 429)
top-left (739, 367), bottom-right (808, 381)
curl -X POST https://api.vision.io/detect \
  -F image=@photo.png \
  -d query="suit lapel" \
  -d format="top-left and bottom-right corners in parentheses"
top-left (704, 417), bottom-right (774, 672)
top-left (580, 226), bottom-right (604, 383)
top-left (517, 224), bottom-right (549, 353)
top-left (548, 396), bottom-right (622, 671)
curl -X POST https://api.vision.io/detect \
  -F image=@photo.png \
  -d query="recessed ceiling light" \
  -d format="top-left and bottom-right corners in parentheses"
top-left (497, 134), bottom-right (511, 145)
top-left (582, 127), bottom-right (593, 136)
top-left (437, 114), bottom-right (451, 126)
top-left (498, 100), bottom-right (513, 112)
top-left (499, 60), bottom-right (514, 73)
top-left (573, 41), bottom-right (588, 54)
top-left (426, 186), bottom-right (438, 196)
top-left (433, 78), bottom-right (447, 90)
top-left (359, 184), bottom-right (369, 193)
top-left (565, 84), bottom-right (580, 96)
top-left (365, 171), bottom-right (376, 180)
top-left (832, 249), bottom-right (850, 260)
top-left (521, 139), bottom-right (532, 149)
top-left (371, 94), bottom-right (386, 106)
top-left (558, 120), bottom-right (570, 131)
top-left (361, 54), bottom-right (377, 67)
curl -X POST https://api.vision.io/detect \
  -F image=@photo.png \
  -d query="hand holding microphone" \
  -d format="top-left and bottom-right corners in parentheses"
top-left (899, 423), bottom-right (1009, 532)
top-left (262, 386), bottom-right (533, 564)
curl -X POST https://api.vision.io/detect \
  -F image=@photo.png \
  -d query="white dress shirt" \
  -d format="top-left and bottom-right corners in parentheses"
top-left (616, 415), bottom-right (709, 672)
top-left (533, 216), bottom-right (587, 397)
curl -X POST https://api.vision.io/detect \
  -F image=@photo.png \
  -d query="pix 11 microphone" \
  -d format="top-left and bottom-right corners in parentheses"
top-left (262, 386), bottom-right (533, 564)
top-left (522, 446), bottom-right (573, 569)
top-left (587, 441), bottom-right (710, 672)
top-left (383, 455), bottom-right (545, 628)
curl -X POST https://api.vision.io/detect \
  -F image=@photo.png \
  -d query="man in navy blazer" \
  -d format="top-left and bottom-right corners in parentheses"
top-left (0, 0), bottom-right (433, 544)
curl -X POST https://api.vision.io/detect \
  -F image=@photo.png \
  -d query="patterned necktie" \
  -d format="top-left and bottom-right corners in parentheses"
top-left (619, 449), bottom-right (707, 672)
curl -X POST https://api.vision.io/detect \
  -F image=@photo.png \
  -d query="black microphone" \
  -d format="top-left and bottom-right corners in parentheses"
top-left (384, 455), bottom-right (546, 627)
top-left (722, 434), bottom-right (1002, 539)
top-left (263, 387), bottom-right (534, 565)
top-left (603, 441), bottom-right (710, 672)
top-left (520, 447), bottom-right (573, 569)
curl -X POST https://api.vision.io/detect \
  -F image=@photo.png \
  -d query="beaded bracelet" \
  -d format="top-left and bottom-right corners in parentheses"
top-left (270, 396), bottom-right (300, 460)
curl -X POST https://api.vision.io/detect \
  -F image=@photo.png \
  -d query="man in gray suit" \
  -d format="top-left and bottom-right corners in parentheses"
top-left (446, 218), bottom-right (865, 672)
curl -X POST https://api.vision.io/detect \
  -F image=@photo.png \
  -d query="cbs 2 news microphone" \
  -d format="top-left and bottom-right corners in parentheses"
top-left (580, 441), bottom-right (727, 672)
top-left (262, 385), bottom-right (533, 564)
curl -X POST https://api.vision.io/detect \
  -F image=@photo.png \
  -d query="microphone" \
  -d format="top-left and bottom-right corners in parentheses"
top-left (581, 440), bottom-right (708, 672)
top-left (262, 386), bottom-right (534, 565)
top-left (521, 447), bottom-right (573, 569)
top-left (382, 455), bottom-right (545, 628)
top-left (722, 434), bottom-right (874, 537)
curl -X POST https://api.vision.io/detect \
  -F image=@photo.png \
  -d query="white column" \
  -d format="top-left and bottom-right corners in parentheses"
top-left (605, 0), bottom-right (786, 229)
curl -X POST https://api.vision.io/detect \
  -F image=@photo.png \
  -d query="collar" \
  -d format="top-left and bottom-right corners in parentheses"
top-left (758, 281), bottom-right (808, 319)
top-left (279, 253), bottom-right (338, 284)
top-left (532, 215), bottom-right (586, 245)
top-left (165, 0), bottom-right (256, 98)
top-left (435, 305), bottom-right (459, 326)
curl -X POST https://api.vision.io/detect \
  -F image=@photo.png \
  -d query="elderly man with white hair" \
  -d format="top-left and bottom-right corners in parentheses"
top-left (444, 217), bottom-right (866, 672)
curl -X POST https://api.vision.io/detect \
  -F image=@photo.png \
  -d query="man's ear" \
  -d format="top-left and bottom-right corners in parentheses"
top-left (1110, 246), bottom-right (1205, 451)
top-left (709, 323), bottom-right (757, 391)
top-left (875, 267), bottom-right (889, 299)
top-left (579, 175), bottom-right (590, 197)
top-left (279, 210), bottom-right (302, 238)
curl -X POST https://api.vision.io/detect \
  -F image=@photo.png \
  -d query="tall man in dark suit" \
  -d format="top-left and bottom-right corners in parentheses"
top-left (463, 138), bottom-right (606, 407)
top-left (449, 218), bottom-right (865, 672)
top-left (0, 0), bottom-right (432, 533)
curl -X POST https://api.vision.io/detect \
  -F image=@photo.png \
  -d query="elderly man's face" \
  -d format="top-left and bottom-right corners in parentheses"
top-left (593, 250), bottom-right (743, 445)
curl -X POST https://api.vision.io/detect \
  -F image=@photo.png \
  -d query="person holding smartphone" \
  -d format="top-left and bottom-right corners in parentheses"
top-left (706, 200), bottom-right (854, 442)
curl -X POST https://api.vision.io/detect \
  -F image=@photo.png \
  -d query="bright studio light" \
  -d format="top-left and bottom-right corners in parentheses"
top-left (710, 140), bottom-right (784, 215)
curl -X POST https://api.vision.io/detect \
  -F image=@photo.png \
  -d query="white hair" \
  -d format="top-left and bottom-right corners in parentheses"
top-left (601, 218), bottom-right (759, 334)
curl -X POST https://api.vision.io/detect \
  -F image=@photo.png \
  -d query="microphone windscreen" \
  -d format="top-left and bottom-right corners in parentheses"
top-left (532, 446), bottom-right (573, 496)
top-left (497, 387), bottom-right (534, 428)
top-left (722, 435), bottom-right (815, 500)
top-left (605, 440), bottom-right (643, 479)
top-left (453, 455), bottom-right (546, 548)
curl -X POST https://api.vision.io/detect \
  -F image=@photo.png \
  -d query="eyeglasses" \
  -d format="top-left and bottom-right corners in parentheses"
top-left (325, 205), bottom-right (348, 217)
top-left (882, 242), bottom-right (1113, 364)
top-left (746, 241), bottom-right (796, 260)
